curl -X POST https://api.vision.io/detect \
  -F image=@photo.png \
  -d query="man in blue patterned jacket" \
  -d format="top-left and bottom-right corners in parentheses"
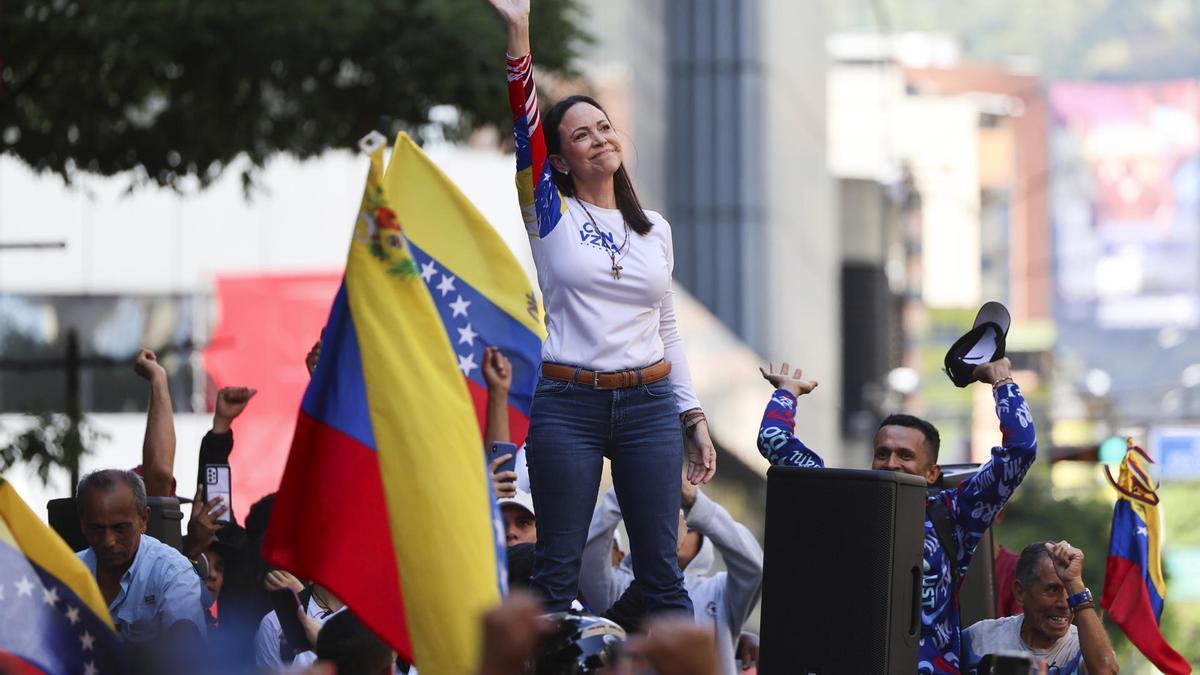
top-left (757, 358), bottom-right (1037, 674)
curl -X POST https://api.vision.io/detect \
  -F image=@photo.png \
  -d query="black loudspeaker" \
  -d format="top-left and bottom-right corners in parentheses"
top-left (146, 496), bottom-right (185, 552)
top-left (48, 496), bottom-right (186, 554)
top-left (47, 498), bottom-right (89, 552)
top-left (760, 467), bottom-right (927, 674)
top-left (938, 464), bottom-right (997, 626)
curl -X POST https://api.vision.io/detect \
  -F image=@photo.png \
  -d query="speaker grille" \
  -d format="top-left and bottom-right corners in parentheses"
top-left (760, 467), bottom-right (925, 674)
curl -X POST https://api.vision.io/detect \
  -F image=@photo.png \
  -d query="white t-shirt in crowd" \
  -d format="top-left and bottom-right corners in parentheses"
top-left (962, 615), bottom-right (1086, 674)
top-left (254, 597), bottom-right (338, 670)
top-left (530, 197), bottom-right (700, 412)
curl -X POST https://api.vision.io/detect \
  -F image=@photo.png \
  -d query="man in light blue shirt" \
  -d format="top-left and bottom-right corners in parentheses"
top-left (76, 469), bottom-right (206, 655)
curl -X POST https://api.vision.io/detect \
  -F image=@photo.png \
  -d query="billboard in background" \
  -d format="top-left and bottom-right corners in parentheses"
top-left (1050, 82), bottom-right (1200, 420)
top-left (1051, 81), bottom-right (1200, 330)
top-left (204, 273), bottom-right (341, 516)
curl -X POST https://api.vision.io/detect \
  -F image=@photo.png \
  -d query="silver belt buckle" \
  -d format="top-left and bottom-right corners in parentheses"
top-left (593, 370), bottom-right (602, 388)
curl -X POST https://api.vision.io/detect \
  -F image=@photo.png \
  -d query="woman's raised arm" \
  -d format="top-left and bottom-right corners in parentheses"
top-left (489, 0), bottom-right (566, 239)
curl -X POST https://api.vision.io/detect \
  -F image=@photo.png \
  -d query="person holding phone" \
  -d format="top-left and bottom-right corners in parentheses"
top-left (489, 441), bottom-right (521, 499)
top-left (488, 0), bottom-right (716, 617)
top-left (482, 346), bottom-right (533, 497)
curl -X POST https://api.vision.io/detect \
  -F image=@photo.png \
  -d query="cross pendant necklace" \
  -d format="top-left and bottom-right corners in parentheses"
top-left (579, 200), bottom-right (630, 281)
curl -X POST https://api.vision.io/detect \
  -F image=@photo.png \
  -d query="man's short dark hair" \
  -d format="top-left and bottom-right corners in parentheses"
top-left (316, 611), bottom-right (393, 675)
top-left (878, 414), bottom-right (941, 462)
top-left (1015, 541), bottom-right (1052, 588)
top-left (76, 469), bottom-right (147, 515)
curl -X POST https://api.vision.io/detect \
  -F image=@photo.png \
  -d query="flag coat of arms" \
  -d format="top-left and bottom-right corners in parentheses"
top-left (264, 133), bottom-right (543, 675)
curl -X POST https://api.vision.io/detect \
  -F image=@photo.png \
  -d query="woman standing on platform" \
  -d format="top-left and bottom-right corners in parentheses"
top-left (487, 0), bottom-right (716, 617)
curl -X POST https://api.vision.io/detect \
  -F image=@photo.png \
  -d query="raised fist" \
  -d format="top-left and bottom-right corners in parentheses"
top-left (482, 346), bottom-right (514, 393)
top-left (133, 349), bottom-right (167, 382)
top-left (214, 386), bottom-right (257, 433)
top-left (1044, 540), bottom-right (1084, 587)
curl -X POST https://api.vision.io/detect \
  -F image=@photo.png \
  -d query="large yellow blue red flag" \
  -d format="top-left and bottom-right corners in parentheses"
top-left (0, 478), bottom-right (123, 674)
top-left (382, 134), bottom-right (547, 441)
top-left (1101, 442), bottom-right (1191, 675)
top-left (264, 133), bottom-right (527, 674)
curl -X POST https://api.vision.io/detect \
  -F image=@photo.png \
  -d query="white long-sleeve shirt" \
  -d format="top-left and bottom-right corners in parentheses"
top-left (506, 53), bottom-right (700, 413)
top-left (530, 197), bottom-right (701, 412)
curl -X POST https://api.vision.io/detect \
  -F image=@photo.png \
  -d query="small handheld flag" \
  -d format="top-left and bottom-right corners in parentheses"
top-left (1101, 440), bottom-right (1191, 675)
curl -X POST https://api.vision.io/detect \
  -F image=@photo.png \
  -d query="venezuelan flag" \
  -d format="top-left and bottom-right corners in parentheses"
top-left (0, 478), bottom-right (123, 675)
top-left (265, 134), bottom-right (516, 674)
top-left (382, 133), bottom-right (546, 446)
top-left (1101, 442), bottom-right (1191, 675)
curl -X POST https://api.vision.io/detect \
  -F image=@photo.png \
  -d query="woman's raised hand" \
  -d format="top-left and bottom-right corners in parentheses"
top-left (486, 0), bottom-right (530, 26)
top-left (487, 0), bottom-right (531, 56)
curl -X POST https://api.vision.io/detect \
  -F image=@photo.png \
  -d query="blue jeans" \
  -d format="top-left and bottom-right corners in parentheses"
top-left (525, 374), bottom-right (693, 616)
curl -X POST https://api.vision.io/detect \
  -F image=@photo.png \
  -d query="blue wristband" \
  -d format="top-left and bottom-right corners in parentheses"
top-left (1068, 588), bottom-right (1093, 611)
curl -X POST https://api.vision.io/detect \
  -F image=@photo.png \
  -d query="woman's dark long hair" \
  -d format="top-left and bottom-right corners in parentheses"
top-left (542, 95), bottom-right (654, 236)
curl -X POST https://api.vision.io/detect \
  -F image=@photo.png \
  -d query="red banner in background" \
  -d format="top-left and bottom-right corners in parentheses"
top-left (204, 273), bottom-right (341, 513)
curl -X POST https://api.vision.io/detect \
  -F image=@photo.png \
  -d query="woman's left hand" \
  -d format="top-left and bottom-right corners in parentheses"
top-left (684, 419), bottom-right (716, 485)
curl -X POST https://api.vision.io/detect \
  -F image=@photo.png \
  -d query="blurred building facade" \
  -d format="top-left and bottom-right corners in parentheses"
top-left (577, 0), bottom-right (842, 466)
top-left (827, 33), bottom-right (1053, 463)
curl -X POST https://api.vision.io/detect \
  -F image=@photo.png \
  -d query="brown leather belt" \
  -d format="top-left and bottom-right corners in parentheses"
top-left (541, 360), bottom-right (671, 391)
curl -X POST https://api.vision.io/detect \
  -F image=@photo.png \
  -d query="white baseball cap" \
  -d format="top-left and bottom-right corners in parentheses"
top-left (498, 489), bottom-right (535, 518)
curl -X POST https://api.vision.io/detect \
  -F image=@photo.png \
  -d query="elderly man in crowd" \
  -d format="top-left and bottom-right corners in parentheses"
top-left (963, 541), bottom-right (1118, 674)
top-left (76, 469), bottom-right (206, 670)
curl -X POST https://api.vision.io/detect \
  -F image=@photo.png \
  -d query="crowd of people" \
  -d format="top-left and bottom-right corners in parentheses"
top-left (67, 338), bottom-right (760, 674)
top-left (58, 1), bottom-right (1119, 673)
top-left (65, 340), bottom-right (1117, 674)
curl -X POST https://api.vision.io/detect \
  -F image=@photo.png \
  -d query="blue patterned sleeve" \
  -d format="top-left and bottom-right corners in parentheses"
top-left (756, 389), bottom-right (825, 468)
top-left (945, 382), bottom-right (1038, 577)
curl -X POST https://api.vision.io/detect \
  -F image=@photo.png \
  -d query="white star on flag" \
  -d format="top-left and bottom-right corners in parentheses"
top-left (80, 630), bottom-right (95, 651)
top-left (42, 587), bottom-right (58, 606)
top-left (420, 260), bottom-right (438, 283)
top-left (65, 605), bottom-right (81, 625)
top-left (458, 353), bottom-right (478, 377)
top-left (84, 661), bottom-right (98, 675)
top-left (449, 295), bottom-right (472, 318)
top-left (458, 323), bottom-right (479, 346)
top-left (1137, 526), bottom-right (1148, 537)
top-left (436, 274), bottom-right (457, 297)
top-left (15, 577), bottom-right (33, 597)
